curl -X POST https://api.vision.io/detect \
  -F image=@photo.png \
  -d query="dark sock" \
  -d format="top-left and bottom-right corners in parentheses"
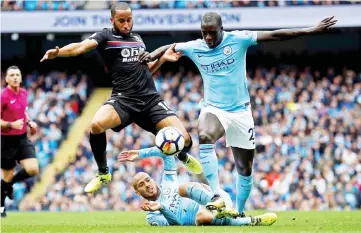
top-left (177, 152), bottom-right (189, 162)
top-left (177, 135), bottom-right (192, 162)
top-left (89, 132), bottom-right (108, 174)
top-left (1, 186), bottom-right (5, 207)
top-left (1, 180), bottom-right (12, 206)
top-left (11, 169), bottom-right (31, 184)
top-left (1, 194), bottom-right (5, 207)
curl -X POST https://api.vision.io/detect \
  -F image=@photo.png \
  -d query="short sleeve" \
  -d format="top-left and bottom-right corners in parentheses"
top-left (146, 212), bottom-right (169, 226)
top-left (231, 30), bottom-right (258, 47)
top-left (132, 33), bottom-right (146, 50)
top-left (88, 29), bottom-right (107, 47)
top-left (175, 40), bottom-right (198, 57)
top-left (133, 33), bottom-right (144, 43)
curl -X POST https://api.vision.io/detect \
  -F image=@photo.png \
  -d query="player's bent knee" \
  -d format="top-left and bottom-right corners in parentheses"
top-left (233, 148), bottom-right (255, 176)
top-left (178, 184), bottom-right (188, 197)
top-left (182, 133), bottom-right (191, 146)
top-left (24, 163), bottom-right (39, 176)
top-left (235, 162), bottom-right (253, 176)
top-left (90, 121), bottom-right (105, 134)
top-left (198, 133), bottom-right (216, 144)
top-left (181, 134), bottom-right (192, 152)
top-left (2, 169), bottom-right (15, 182)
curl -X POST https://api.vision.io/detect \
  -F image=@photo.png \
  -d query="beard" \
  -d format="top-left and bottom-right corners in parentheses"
top-left (113, 24), bottom-right (133, 37)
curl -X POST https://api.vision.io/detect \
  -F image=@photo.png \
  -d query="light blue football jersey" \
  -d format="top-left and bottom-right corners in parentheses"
top-left (145, 155), bottom-right (199, 226)
top-left (175, 30), bottom-right (258, 112)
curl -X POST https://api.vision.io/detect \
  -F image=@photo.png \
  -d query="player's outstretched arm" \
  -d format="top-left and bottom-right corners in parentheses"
top-left (147, 44), bottom-right (182, 73)
top-left (40, 39), bottom-right (98, 62)
top-left (139, 44), bottom-right (172, 63)
top-left (118, 149), bottom-right (178, 183)
top-left (118, 150), bottom-right (177, 174)
top-left (257, 16), bottom-right (337, 42)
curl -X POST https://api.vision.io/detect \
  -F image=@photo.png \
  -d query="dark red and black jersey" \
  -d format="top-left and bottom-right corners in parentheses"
top-left (89, 28), bottom-right (161, 111)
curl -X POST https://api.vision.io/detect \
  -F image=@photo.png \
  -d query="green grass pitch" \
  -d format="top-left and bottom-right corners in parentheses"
top-left (2, 211), bottom-right (361, 233)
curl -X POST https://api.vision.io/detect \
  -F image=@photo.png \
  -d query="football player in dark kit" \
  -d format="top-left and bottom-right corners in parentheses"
top-left (1, 66), bottom-right (39, 217)
top-left (40, 2), bottom-right (202, 193)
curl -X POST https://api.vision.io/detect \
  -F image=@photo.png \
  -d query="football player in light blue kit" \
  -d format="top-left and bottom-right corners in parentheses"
top-left (118, 149), bottom-right (276, 226)
top-left (141, 13), bottom-right (337, 216)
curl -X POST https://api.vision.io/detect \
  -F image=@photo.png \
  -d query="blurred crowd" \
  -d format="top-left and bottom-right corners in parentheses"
top-left (2, 0), bottom-right (359, 11)
top-left (1, 71), bottom-right (88, 210)
top-left (21, 66), bottom-right (361, 212)
top-left (108, 0), bottom-right (360, 9)
top-left (1, 0), bottom-right (87, 11)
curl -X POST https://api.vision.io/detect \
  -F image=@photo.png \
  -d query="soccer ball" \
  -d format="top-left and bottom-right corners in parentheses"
top-left (155, 126), bottom-right (185, 155)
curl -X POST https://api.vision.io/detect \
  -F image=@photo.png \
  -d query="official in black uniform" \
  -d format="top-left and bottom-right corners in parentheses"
top-left (40, 2), bottom-right (202, 193)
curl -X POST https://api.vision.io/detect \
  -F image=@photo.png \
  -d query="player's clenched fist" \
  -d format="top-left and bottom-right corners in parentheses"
top-left (11, 119), bottom-right (24, 130)
top-left (27, 121), bottom-right (38, 135)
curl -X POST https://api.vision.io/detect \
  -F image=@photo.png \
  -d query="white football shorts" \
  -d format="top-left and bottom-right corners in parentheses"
top-left (199, 105), bottom-right (256, 149)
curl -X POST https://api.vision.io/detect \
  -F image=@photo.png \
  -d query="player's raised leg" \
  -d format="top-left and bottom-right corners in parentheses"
top-left (85, 104), bottom-right (122, 193)
top-left (123, 101), bottom-right (202, 174)
top-left (232, 147), bottom-right (254, 215)
top-left (154, 115), bottom-right (202, 174)
top-left (198, 111), bottom-right (225, 204)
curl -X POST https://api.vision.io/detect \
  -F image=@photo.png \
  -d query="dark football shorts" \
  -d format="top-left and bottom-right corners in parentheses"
top-left (104, 96), bottom-right (177, 135)
top-left (1, 133), bottom-right (36, 169)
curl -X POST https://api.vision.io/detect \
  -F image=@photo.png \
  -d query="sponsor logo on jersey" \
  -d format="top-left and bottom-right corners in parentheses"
top-left (105, 41), bottom-right (146, 63)
top-left (223, 46), bottom-right (232, 55)
top-left (121, 47), bottom-right (145, 62)
top-left (169, 191), bottom-right (181, 214)
top-left (200, 57), bottom-right (235, 73)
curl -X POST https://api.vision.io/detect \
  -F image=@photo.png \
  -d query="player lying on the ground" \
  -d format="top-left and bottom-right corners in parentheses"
top-left (140, 13), bottom-right (338, 216)
top-left (118, 149), bottom-right (277, 226)
top-left (40, 2), bottom-right (202, 194)
top-left (1, 66), bottom-right (39, 218)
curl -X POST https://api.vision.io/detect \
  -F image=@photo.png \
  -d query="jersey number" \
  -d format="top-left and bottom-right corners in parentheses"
top-left (248, 127), bottom-right (255, 142)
